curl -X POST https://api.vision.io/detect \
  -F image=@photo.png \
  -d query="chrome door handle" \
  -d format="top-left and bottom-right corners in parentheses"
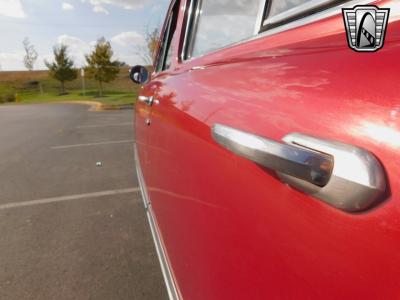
top-left (138, 95), bottom-right (154, 106)
top-left (212, 124), bottom-right (387, 213)
top-left (212, 124), bottom-right (333, 187)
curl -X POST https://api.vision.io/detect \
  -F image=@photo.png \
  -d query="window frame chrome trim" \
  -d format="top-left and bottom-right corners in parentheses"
top-left (156, 3), bottom-right (173, 72)
top-left (134, 145), bottom-right (181, 300)
top-left (263, 0), bottom-right (344, 27)
top-left (184, 0), bottom-right (202, 60)
top-left (155, 0), bottom-right (179, 73)
top-left (181, 0), bottom-right (197, 61)
top-left (180, 0), bottom-right (370, 63)
top-left (182, 0), bottom-right (266, 60)
top-left (254, 0), bottom-right (269, 35)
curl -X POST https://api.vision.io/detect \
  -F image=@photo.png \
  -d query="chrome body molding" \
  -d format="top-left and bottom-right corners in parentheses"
top-left (134, 146), bottom-right (181, 300)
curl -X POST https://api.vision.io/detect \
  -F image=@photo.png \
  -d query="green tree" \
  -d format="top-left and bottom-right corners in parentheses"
top-left (85, 37), bottom-right (121, 97)
top-left (45, 44), bottom-right (78, 94)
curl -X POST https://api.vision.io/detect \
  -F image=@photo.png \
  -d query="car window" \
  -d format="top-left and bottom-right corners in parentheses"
top-left (189, 0), bottom-right (261, 58)
top-left (268, 0), bottom-right (311, 17)
top-left (156, 1), bottom-right (179, 72)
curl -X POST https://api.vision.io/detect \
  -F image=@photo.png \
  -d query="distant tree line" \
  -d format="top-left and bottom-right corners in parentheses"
top-left (21, 29), bottom-right (160, 97)
top-left (43, 37), bottom-right (121, 97)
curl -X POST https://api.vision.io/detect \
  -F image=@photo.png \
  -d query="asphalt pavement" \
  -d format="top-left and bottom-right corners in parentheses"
top-left (0, 104), bottom-right (167, 300)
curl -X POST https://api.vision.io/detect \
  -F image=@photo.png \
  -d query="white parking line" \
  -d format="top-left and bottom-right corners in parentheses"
top-left (76, 123), bottom-right (132, 129)
top-left (51, 139), bottom-right (135, 149)
top-left (0, 188), bottom-right (140, 210)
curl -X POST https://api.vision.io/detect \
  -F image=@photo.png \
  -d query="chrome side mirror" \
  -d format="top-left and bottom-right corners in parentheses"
top-left (129, 65), bottom-right (149, 84)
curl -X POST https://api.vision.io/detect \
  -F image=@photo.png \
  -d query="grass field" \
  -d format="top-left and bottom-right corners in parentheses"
top-left (0, 67), bottom-right (140, 107)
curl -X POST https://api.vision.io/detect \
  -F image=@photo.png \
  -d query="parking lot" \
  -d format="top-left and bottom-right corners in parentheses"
top-left (0, 104), bottom-right (167, 300)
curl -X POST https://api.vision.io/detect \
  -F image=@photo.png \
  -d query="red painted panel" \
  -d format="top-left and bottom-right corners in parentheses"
top-left (137, 1), bottom-right (400, 299)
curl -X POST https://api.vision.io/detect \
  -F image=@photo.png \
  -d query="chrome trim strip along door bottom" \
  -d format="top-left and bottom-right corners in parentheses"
top-left (134, 145), bottom-right (181, 300)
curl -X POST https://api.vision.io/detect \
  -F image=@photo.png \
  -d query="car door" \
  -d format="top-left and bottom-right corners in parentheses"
top-left (138, 0), bottom-right (400, 299)
top-left (135, 1), bottom-right (184, 298)
top-left (135, 0), bottom-right (179, 200)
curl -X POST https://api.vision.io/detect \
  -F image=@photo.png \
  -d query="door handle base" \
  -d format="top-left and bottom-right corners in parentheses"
top-left (281, 133), bottom-right (386, 213)
top-left (212, 124), bottom-right (387, 213)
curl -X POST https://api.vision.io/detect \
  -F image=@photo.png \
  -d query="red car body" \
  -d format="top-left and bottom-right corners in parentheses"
top-left (135, 0), bottom-right (400, 299)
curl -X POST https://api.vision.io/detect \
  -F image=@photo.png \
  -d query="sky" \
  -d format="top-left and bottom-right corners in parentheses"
top-left (0, 0), bottom-right (170, 71)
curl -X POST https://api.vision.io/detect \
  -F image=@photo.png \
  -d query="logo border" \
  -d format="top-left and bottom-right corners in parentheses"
top-left (342, 5), bottom-right (390, 53)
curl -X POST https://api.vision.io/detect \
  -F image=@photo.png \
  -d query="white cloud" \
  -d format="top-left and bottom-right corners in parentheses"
top-left (114, 53), bottom-right (143, 66)
top-left (0, 0), bottom-right (26, 18)
top-left (58, 35), bottom-right (88, 48)
top-left (81, 0), bottom-right (150, 13)
top-left (151, 4), bottom-right (162, 12)
top-left (0, 51), bottom-right (49, 70)
top-left (62, 2), bottom-right (75, 11)
top-left (110, 32), bottom-right (146, 66)
top-left (57, 35), bottom-right (92, 67)
top-left (93, 5), bottom-right (109, 14)
top-left (111, 31), bottom-right (144, 47)
top-left (0, 52), bottom-right (22, 61)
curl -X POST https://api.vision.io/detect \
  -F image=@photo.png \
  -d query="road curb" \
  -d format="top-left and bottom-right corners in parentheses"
top-left (59, 101), bottom-right (133, 111)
